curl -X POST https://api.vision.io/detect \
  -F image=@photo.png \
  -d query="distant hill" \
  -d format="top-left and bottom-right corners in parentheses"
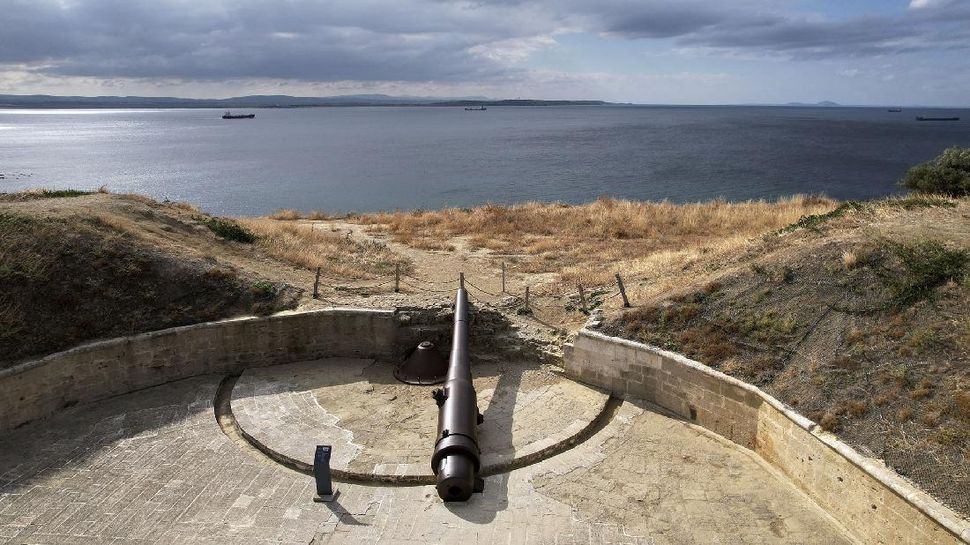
top-left (432, 99), bottom-right (608, 107)
top-left (785, 100), bottom-right (842, 107)
top-left (0, 94), bottom-right (608, 109)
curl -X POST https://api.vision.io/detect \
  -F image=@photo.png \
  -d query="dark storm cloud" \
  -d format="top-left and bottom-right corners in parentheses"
top-left (0, 0), bottom-right (968, 83)
top-left (557, 0), bottom-right (970, 58)
top-left (0, 0), bottom-right (534, 81)
top-left (588, 1), bottom-right (732, 39)
top-left (677, 9), bottom-right (970, 59)
top-left (586, 0), bottom-right (970, 59)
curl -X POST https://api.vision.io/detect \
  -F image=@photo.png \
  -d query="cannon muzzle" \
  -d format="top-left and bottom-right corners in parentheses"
top-left (430, 286), bottom-right (484, 501)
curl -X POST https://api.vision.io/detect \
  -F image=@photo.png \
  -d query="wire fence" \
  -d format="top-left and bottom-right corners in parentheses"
top-left (309, 262), bottom-right (634, 332)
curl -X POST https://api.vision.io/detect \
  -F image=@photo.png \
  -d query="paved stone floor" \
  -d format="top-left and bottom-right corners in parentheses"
top-left (0, 367), bottom-right (853, 544)
top-left (231, 358), bottom-right (609, 475)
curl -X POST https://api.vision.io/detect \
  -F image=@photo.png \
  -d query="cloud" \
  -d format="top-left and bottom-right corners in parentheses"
top-left (0, 0), bottom-right (554, 82)
top-left (908, 0), bottom-right (947, 9)
top-left (1, 0), bottom-right (969, 89)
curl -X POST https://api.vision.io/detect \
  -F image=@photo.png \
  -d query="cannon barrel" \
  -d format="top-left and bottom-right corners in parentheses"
top-left (430, 286), bottom-right (484, 501)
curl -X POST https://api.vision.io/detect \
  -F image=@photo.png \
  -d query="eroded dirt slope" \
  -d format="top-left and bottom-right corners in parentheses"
top-left (605, 196), bottom-right (970, 516)
top-left (0, 192), bottom-right (303, 366)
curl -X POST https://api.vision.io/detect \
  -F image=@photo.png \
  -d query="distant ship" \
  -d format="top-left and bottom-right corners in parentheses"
top-left (887, 107), bottom-right (902, 112)
top-left (916, 116), bottom-right (959, 121)
top-left (464, 106), bottom-right (487, 111)
top-left (222, 111), bottom-right (255, 119)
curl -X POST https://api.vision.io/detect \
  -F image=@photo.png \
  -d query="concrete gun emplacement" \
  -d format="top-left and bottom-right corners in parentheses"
top-left (430, 284), bottom-right (485, 501)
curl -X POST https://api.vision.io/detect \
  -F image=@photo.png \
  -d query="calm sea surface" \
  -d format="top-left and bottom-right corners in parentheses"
top-left (1, 106), bottom-right (968, 215)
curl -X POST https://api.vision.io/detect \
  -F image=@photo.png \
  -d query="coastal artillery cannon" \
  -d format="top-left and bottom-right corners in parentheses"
top-left (430, 277), bottom-right (485, 501)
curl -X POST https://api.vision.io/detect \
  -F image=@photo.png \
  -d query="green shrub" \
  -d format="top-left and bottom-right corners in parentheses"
top-left (250, 280), bottom-right (275, 298)
top-left (201, 217), bottom-right (257, 243)
top-left (38, 189), bottom-right (91, 198)
top-left (888, 240), bottom-right (969, 307)
top-left (900, 147), bottom-right (970, 197)
top-left (880, 195), bottom-right (955, 210)
top-left (779, 201), bottom-right (866, 233)
top-left (0, 189), bottom-right (92, 202)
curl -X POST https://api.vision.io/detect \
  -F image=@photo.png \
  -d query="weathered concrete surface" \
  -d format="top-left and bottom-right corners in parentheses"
top-left (230, 358), bottom-right (608, 476)
top-left (0, 309), bottom-right (399, 432)
top-left (566, 329), bottom-right (970, 544)
top-left (0, 372), bottom-right (851, 544)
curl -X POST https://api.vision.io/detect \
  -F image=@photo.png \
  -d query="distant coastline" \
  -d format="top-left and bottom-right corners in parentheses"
top-left (2, 94), bottom-right (965, 110)
top-left (0, 94), bottom-right (610, 109)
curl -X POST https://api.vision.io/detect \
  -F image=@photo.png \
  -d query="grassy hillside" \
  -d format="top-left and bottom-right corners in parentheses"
top-left (356, 195), bottom-right (836, 286)
top-left (605, 195), bottom-right (970, 516)
top-left (0, 191), bottom-right (303, 367)
top-left (4, 185), bottom-right (966, 517)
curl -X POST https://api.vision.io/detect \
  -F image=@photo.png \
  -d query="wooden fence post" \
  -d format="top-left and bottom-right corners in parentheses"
top-left (395, 263), bottom-right (400, 293)
top-left (615, 273), bottom-right (631, 308)
top-left (501, 262), bottom-right (506, 294)
top-left (313, 267), bottom-right (321, 299)
top-left (524, 286), bottom-right (530, 309)
top-left (577, 284), bottom-right (588, 314)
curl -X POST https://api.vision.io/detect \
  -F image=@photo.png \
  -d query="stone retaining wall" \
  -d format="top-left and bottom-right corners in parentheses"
top-left (0, 305), bottom-right (548, 433)
top-left (565, 329), bottom-right (970, 545)
top-left (0, 308), bottom-right (397, 432)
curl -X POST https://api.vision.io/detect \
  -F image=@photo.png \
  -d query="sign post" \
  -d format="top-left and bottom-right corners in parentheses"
top-left (313, 445), bottom-right (337, 502)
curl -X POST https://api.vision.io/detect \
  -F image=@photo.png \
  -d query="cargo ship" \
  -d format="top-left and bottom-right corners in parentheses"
top-left (916, 116), bottom-right (959, 121)
top-left (222, 111), bottom-right (255, 119)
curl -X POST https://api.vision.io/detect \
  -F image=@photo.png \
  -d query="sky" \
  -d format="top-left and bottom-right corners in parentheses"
top-left (1, 0), bottom-right (969, 105)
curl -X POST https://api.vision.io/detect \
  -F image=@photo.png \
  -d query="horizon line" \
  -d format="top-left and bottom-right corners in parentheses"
top-left (0, 93), bottom-right (968, 109)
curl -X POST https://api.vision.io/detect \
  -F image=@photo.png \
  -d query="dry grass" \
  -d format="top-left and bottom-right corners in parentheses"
top-left (390, 230), bottom-right (456, 252)
top-left (604, 197), bottom-right (970, 516)
top-left (239, 218), bottom-right (407, 278)
top-left (269, 209), bottom-right (302, 220)
top-left (843, 251), bottom-right (858, 269)
top-left (0, 208), bottom-right (298, 367)
top-left (955, 391), bottom-right (970, 421)
top-left (359, 195), bottom-right (836, 287)
top-left (168, 200), bottom-right (202, 213)
top-left (268, 209), bottom-right (335, 221)
top-left (845, 400), bottom-right (869, 417)
top-left (819, 412), bottom-right (839, 430)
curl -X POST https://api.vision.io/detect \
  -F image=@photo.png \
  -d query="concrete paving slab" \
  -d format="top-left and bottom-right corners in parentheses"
top-left (230, 358), bottom-right (610, 476)
top-left (0, 367), bottom-right (852, 544)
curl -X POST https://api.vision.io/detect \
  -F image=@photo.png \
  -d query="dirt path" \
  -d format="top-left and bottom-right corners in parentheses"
top-left (293, 219), bottom-right (588, 355)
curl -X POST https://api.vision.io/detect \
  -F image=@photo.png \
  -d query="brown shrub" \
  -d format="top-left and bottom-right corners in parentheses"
top-left (955, 391), bottom-right (970, 422)
top-left (922, 410), bottom-right (943, 427)
top-left (873, 390), bottom-right (897, 406)
top-left (751, 355), bottom-right (780, 375)
top-left (910, 387), bottom-right (933, 400)
top-left (842, 251), bottom-right (858, 269)
top-left (845, 327), bottom-right (865, 345)
top-left (846, 400), bottom-right (869, 417)
top-left (910, 378), bottom-right (935, 400)
top-left (819, 412), bottom-right (839, 431)
top-left (269, 209), bottom-right (302, 220)
top-left (832, 356), bottom-right (860, 370)
top-left (677, 325), bottom-right (737, 364)
top-left (703, 280), bottom-right (722, 294)
top-left (623, 306), bottom-right (660, 325)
